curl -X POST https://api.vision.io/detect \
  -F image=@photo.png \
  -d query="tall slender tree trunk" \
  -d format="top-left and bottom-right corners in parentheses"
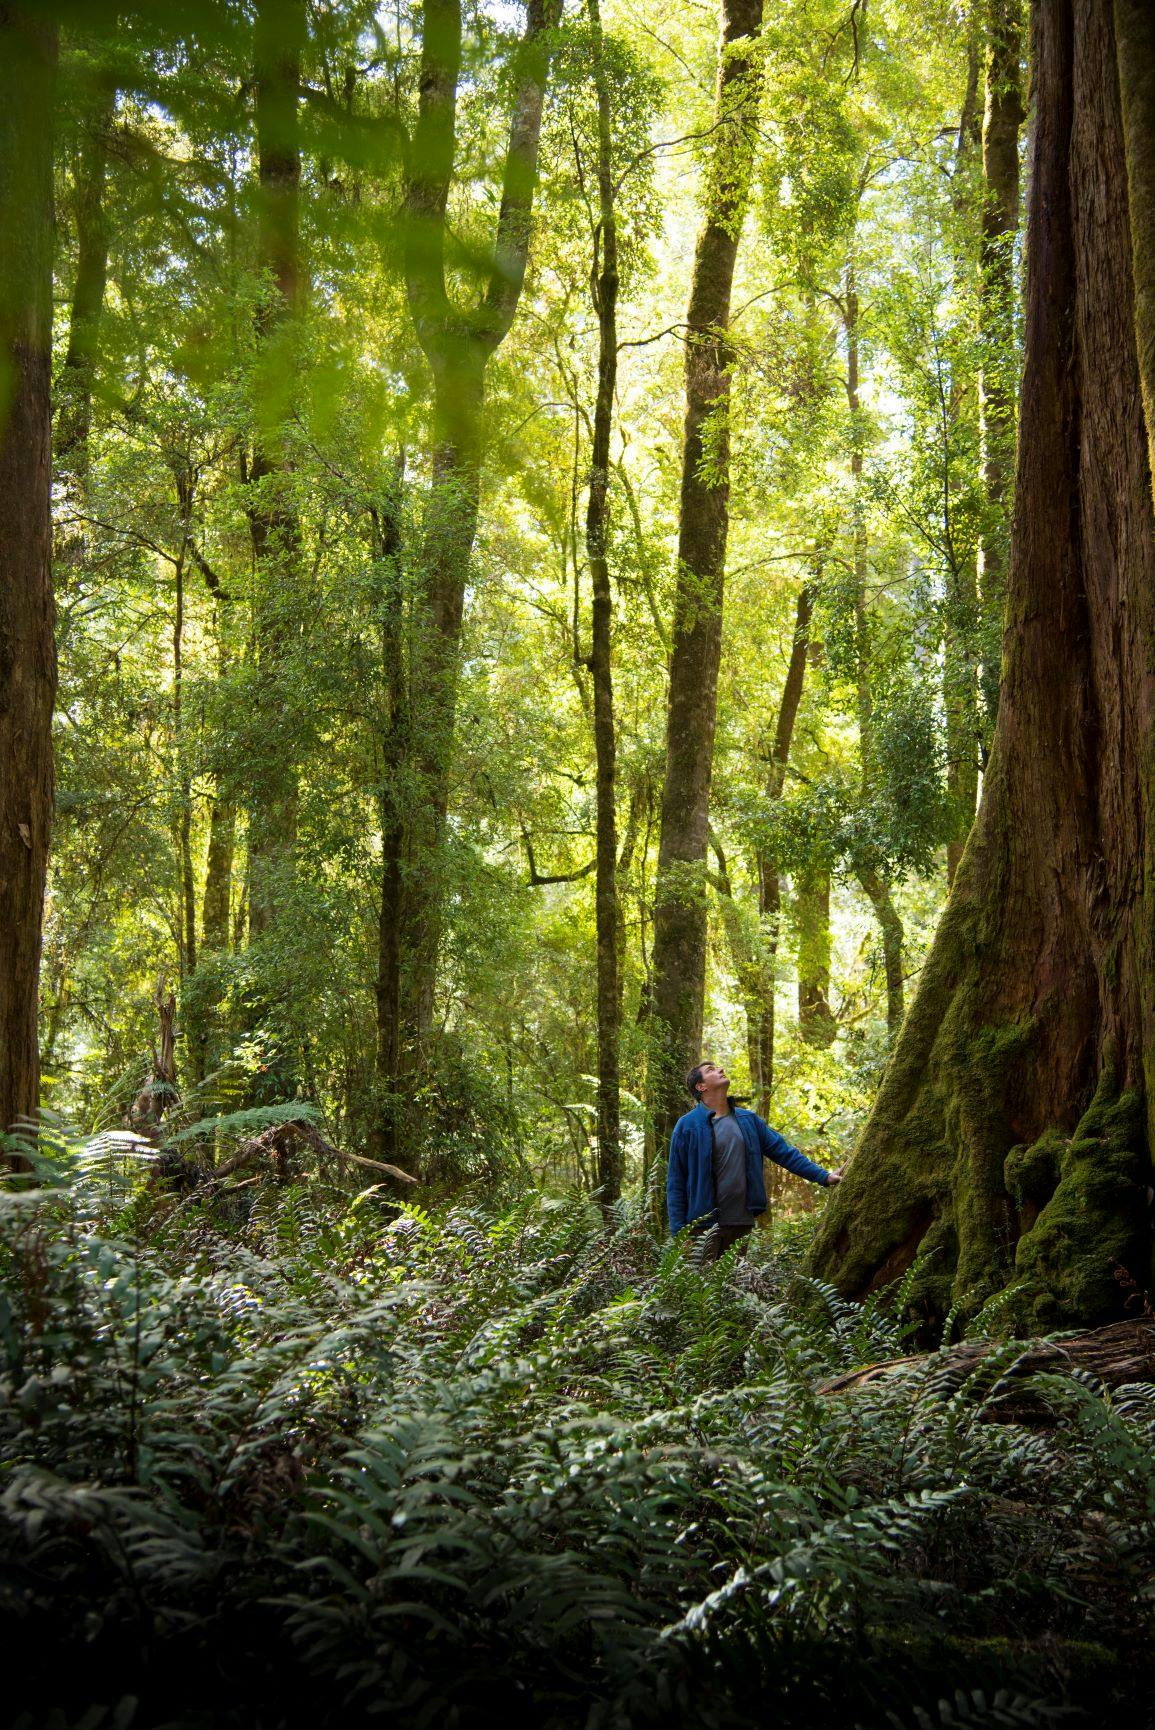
top-left (56, 81), bottom-right (114, 480)
top-left (247, 0), bottom-right (304, 940)
top-left (201, 800), bottom-right (235, 951)
top-left (751, 581), bottom-right (813, 1112)
top-left (390, 0), bottom-right (560, 1067)
top-left (813, 0), bottom-right (1155, 1332)
top-left (649, 0), bottom-right (764, 1152)
top-left (978, 0), bottom-right (1024, 740)
top-left (944, 540), bottom-right (981, 886)
top-left (399, 363), bottom-right (486, 1043)
top-left (845, 264), bottom-right (905, 1035)
top-left (585, 0), bottom-right (622, 1209)
top-left (710, 584), bottom-right (813, 1116)
top-left (172, 489), bottom-right (196, 982)
top-left (370, 468), bottom-right (406, 1163)
top-left (797, 866), bottom-right (834, 1044)
top-left (0, 10), bottom-right (57, 1140)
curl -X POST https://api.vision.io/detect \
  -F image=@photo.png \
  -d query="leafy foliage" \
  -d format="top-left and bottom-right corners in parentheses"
top-left (2, 1153), bottom-right (1152, 1728)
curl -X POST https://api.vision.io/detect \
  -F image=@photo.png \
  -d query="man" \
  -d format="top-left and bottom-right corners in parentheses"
top-left (666, 1059), bottom-right (843, 1260)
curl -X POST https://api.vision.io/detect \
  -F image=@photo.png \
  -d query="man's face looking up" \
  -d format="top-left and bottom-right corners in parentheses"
top-left (696, 1062), bottom-right (729, 1105)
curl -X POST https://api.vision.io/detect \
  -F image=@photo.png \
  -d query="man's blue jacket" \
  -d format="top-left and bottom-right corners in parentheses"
top-left (666, 1102), bottom-right (831, 1236)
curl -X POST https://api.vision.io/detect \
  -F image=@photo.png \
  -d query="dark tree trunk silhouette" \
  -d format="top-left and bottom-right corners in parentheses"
top-left (813, 0), bottom-right (1155, 1332)
top-left (586, 0), bottom-right (623, 1209)
top-left (247, 0), bottom-right (305, 940)
top-left (649, 0), bottom-right (764, 1151)
top-left (56, 79), bottom-right (114, 479)
top-left (0, 10), bottom-right (57, 1142)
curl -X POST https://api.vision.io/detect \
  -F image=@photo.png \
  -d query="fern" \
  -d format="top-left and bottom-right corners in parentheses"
top-left (0, 1145), bottom-right (1150, 1728)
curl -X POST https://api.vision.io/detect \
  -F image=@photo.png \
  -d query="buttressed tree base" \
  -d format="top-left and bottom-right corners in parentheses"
top-left (812, 0), bottom-right (1155, 1332)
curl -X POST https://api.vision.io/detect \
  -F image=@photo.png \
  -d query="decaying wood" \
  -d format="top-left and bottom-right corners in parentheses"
top-left (819, 1319), bottom-right (1155, 1422)
top-left (129, 977), bottom-right (178, 1135)
top-left (162, 1115), bottom-right (418, 1192)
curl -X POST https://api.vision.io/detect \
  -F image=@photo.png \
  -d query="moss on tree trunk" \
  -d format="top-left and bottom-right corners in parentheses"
top-left (811, 0), bottom-right (1155, 1332)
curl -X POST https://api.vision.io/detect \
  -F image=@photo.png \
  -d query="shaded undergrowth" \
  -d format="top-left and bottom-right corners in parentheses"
top-left (2, 1143), bottom-right (1154, 1729)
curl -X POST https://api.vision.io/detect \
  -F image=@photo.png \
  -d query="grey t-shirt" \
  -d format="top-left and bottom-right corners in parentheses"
top-left (711, 1111), bottom-right (755, 1225)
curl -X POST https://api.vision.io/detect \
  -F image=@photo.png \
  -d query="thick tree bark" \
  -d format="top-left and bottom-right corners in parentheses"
top-left (390, 0), bottom-right (560, 1058)
top-left (978, 0), bottom-right (1024, 740)
top-left (812, 0), bottom-right (1155, 1333)
top-left (586, 0), bottom-right (622, 1210)
top-left (247, 0), bottom-right (305, 940)
top-left (0, 10), bottom-right (57, 1141)
top-left (1114, 0), bottom-right (1155, 503)
top-left (648, 0), bottom-right (764, 1150)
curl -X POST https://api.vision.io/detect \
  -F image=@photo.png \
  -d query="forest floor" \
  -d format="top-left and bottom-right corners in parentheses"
top-left (3, 1147), bottom-right (1155, 1730)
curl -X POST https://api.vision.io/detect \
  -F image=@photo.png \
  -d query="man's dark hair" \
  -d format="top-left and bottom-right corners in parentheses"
top-left (685, 1062), bottom-right (707, 1101)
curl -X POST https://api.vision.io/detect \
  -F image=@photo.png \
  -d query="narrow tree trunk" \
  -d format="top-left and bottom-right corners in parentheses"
top-left (944, 546), bottom-right (981, 886)
top-left (399, 363), bottom-right (485, 1043)
top-left (247, 0), bottom-right (305, 940)
top-left (797, 866), bottom-right (835, 1045)
top-left (710, 585), bottom-right (813, 1115)
top-left (978, 0), bottom-right (1024, 740)
top-left (812, 0), bottom-right (1155, 1334)
top-left (586, 0), bottom-right (622, 1209)
top-left (648, 0), bottom-right (764, 1151)
top-left (202, 797), bottom-right (236, 951)
top-left (397, 0), bottom-right (560, 1053)
top-left (846, 263), bottom-right (905, 1034)
top-left (56, 81), bottom-right (114, 479)
top-left (171, 465), bottom-right (196, 982)
top-left (0, 11), bottom-right (57, 1140)
top-left (752, 581), bottom-right (814, 1110)
top-left (371, 469), bottom-right (406, 1164)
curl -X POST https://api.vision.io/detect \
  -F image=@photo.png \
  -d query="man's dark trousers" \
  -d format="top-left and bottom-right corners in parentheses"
top-left (692, 1223), bottom-right (754, 1264)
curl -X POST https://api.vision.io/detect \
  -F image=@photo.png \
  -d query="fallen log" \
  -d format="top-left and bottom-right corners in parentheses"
top-left (818, 1319), bottom-right (1155, 1423)
top-left (157, 1118), bottom-right (417, 1212)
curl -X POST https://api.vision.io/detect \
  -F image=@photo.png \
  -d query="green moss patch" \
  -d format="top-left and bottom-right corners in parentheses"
top-left (1014, 1076), bottom-right (1147, 1330)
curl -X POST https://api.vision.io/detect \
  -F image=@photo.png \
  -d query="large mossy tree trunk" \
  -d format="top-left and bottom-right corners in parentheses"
top-left (0, 10), bottom-right (57, 1141)
top-left (811, 0), bottom-right (1155, 1332)
top-left (648, 0), bottom-right (764, 1152)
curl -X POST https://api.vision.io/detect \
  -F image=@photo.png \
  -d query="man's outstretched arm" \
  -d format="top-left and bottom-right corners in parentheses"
top-left (756, 1117), bottom-right (840, 1185)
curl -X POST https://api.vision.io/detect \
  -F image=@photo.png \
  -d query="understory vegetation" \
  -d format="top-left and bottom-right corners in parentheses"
top-left (4, 1136), bottom-right (1154, 1730)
